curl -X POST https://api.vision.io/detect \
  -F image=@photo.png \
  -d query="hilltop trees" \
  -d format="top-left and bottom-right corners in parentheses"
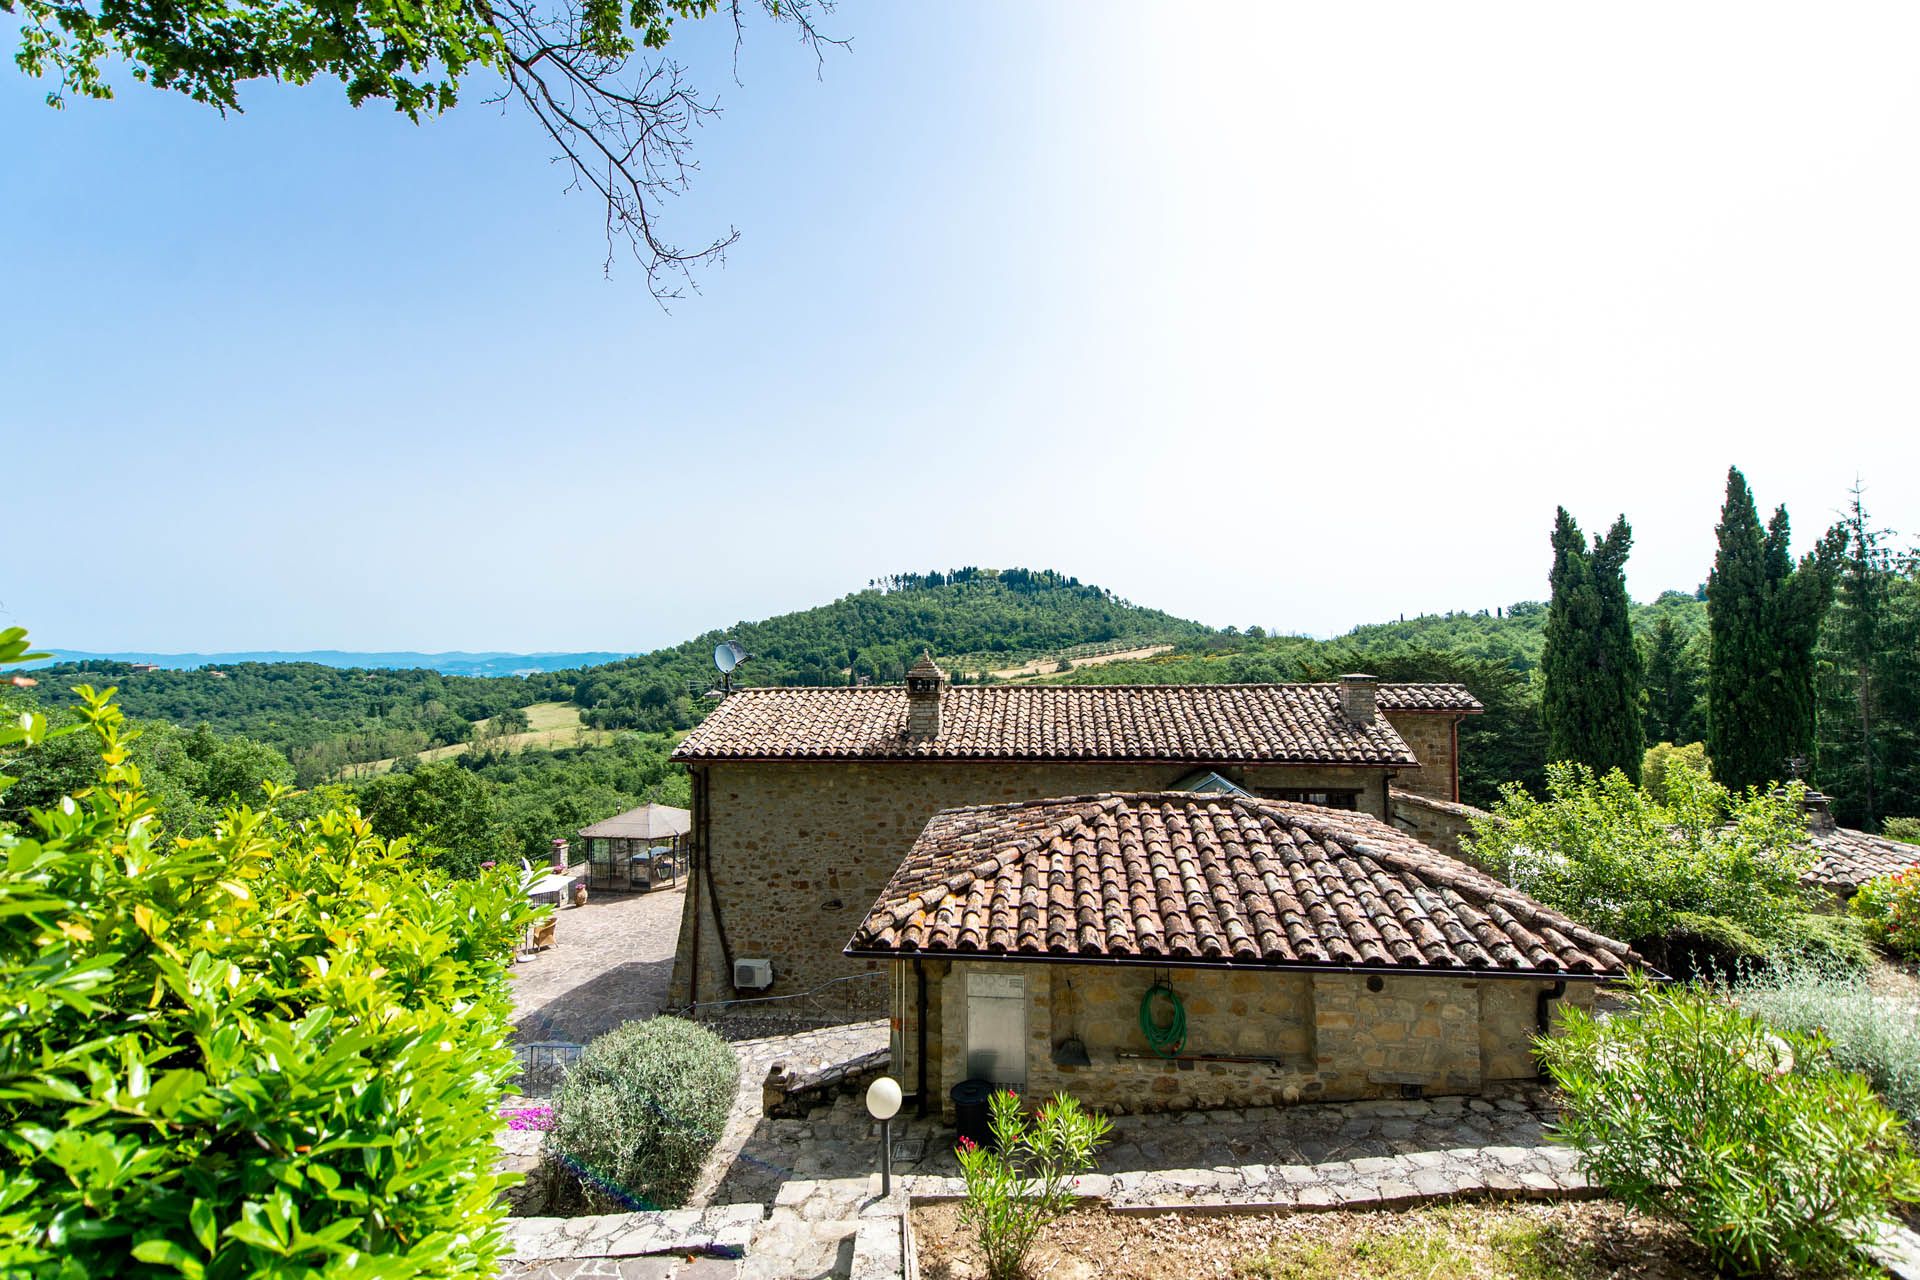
top-left (1707, 468), bottom-right (1842, 793)
top-left (1542, 508), bottom-right (1645, 783)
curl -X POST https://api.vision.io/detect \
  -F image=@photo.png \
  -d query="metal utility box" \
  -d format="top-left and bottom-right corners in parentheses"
top-left (964, 970), bottom-right (1027, 1089)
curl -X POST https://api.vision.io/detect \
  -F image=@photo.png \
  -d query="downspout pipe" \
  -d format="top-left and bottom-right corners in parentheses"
top-left (687, 764), bottom-right (706, 1012)
top-left (915, 959), bottom-right (929, 1118)
top-left (1535, 979), bottom-right (1567, 1079)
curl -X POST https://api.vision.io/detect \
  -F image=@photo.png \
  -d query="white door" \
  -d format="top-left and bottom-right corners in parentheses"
top-left (964, 970), bottom-right (1026, 1089)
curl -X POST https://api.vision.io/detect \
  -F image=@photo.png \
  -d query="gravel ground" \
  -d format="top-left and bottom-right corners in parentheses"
top-left (910, 1200), bottom-right (1712, 1280)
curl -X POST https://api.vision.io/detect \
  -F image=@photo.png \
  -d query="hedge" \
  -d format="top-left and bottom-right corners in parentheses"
top-left (0, 631), bottom-right (539, 1278)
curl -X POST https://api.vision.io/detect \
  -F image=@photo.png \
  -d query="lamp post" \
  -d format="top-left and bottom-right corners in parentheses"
top-left (866, 1076), bottom-right (903, 1198)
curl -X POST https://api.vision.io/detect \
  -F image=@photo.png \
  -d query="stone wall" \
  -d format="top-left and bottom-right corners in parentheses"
top-left (1387, 789), bottom-right (1489, 862)
top-left (931, 961), bottom-right (1320, 1117)
top-left (906, 958), bottom-right (1594, 1120)
top-left (669, 758), bottom-right (1397, 1010)
top-left (1382, 712), bottom-right (1460, 802)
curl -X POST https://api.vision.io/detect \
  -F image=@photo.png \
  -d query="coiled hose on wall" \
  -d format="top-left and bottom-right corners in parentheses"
top-left (1139, 981), bottom-right (1187, 1057)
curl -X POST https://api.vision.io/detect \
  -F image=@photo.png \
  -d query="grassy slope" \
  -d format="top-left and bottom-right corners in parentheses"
top-left (337, 703), bottom-right (617, 778)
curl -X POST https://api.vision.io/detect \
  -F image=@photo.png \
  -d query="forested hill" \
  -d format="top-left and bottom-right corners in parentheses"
top-left (1035, 592), bottom-right (1709, 808)
top-left (24, 569), bottom-right (1213, 769)
top-left (1339, 590), bottom-right (1705, 674)
top-left (22, 649), bottom-right (629, 676)
top-left (17, 661), bottom-right (567, 776)
top-left (567, 568), bottom-right (1214, 729)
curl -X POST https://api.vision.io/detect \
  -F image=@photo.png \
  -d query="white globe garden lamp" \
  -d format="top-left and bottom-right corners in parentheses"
top-left (866, 1076), bottom-right (904, 1197)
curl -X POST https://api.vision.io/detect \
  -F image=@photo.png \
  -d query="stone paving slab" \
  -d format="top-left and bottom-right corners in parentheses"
top-left (504, 1204), bottom-right (763, 1262)
top-left (511, 889), bottom-right (687, 1055)
top-left (1870, 1220), bottom-right (1920, 1280)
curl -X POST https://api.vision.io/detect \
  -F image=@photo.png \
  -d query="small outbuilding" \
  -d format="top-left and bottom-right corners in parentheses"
top-left (577, 803), bottom-right (691, 892)
top-left (846, 791), bottom-right (1640, 1120)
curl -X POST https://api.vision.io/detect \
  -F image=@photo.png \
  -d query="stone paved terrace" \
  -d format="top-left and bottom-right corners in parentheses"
top-left (724, 1081), bottom-right (1574, 1222)
top-left (512, 887), bottom-right (686, 1049)
top-left (503, 1083), bottom-right (1583, 1279)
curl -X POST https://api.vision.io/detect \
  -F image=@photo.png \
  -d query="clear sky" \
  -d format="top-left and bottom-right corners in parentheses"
top-left (5, 3), bottom-right (1918, 653)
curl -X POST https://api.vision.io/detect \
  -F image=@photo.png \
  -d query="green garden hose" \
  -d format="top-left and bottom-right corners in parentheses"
top-left (1139, 982), bottom-right (1187, 1057)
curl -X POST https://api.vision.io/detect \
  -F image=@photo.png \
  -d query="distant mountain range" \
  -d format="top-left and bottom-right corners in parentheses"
top-left (22, 650), bottom-right (632, 677)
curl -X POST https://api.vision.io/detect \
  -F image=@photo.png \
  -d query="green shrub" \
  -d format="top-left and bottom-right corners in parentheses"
top-left (1661, 907), bottom-right (1873, 980)
top-left (0, 629), bottom-right (539, 1277)
top-left (1466, 762), bottom-right (1816, 958)
top-left (1739, 963), bottom-right (1920, 1131)
top-left (1852, 868), bottom-right (1920, 958)
top-left (546, 1016), bottom-right (739, 1210)
top-left (1539, 977), bottom-right (1920, 1277)
top-left (956, 1089), bottom-right (1112, 1280)
top-left (1884, 817), bottom-right (1920, 844)
top-left (1640, 740), bottom-right (1710, 799)
top-left (1770, 909), bottom-right (1879, 970)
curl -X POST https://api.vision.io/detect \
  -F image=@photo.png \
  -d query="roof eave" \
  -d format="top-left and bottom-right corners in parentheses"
top-left (840, 944), bottom-right (1644, 983)
top-left (672, 752), bottom-right (1418, 766)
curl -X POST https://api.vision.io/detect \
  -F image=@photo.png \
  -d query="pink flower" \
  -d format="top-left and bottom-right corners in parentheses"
top-left (958, 1136), bottom-right (977, 1151)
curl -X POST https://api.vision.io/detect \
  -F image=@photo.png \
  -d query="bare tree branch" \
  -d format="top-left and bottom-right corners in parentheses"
top-left (479, 0), bottom-right (842, 298)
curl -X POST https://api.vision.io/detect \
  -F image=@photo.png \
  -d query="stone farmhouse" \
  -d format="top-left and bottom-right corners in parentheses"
top-left (667, 657), bottom-right (1483, 1010)
top-left (846, 792), bottom-right (1636, 1118)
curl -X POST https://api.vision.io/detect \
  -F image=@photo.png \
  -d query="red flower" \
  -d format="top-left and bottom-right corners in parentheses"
top-left (957, 1136), bottom-right (977, 1151)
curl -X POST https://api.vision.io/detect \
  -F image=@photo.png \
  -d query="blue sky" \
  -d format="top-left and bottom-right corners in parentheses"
top-left (6, 3), bottom-right (1920, 652)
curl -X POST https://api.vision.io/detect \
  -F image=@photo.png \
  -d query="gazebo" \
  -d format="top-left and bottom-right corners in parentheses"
top-left (577, 803), bottom-right (691, 892)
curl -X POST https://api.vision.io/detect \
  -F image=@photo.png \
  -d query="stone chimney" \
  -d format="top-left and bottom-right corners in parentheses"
top-left (905, 652), bottom-right (946, 741)
top-left (1338, 673), bottom-right (1378, 724)
top-left (1799, 788), bottom-right (1838, 836)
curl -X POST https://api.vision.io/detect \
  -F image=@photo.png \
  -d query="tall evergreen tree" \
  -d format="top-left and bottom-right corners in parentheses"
top-left (1642, 613), bottom-right (1705, 746)
top-left (1543, 508), bottom-right (1645, 782)
top-left (1815, 485), bottom-right (1920, 827)
top-left (1707, 467), bottom-right (1842, 792)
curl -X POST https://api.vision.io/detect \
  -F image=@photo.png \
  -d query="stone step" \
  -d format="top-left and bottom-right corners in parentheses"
top-left (739, 1210), bottom-right (863, 1280)
top-left (504, 1203), bottom-right (765, 1262)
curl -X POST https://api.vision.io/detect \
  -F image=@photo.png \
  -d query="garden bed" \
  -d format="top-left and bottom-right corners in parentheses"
top-left (910, 1199), bottom-right (1713, 1280)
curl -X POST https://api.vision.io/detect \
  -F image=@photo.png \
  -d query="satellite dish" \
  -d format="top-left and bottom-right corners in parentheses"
top-left (714, 641), bottom-right (747, 674)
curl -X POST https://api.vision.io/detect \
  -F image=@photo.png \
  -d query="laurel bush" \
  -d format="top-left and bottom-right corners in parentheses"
top-left (0, 628), bottom-right (540, 1278)
top-left (546, 1016), bottom-right (739, 1211)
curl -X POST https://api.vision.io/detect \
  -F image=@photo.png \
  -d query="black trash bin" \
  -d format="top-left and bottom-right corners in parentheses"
top-left (951, 1078), bottom-right (996, 1151)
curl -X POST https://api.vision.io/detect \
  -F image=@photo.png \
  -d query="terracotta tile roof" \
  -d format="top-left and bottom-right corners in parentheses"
top-left (846, 792), bottom-right (1638, 977)
top-left (1803, 827), bottom-right (1920, 893)
top-left (672, 684), bottom-right (1468, 765)
top-left (1377, 684), bottom-right (1485, 714)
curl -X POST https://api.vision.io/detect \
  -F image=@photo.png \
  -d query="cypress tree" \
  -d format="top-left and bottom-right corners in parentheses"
top-left (1707, 467), bottom-right (1842, 792)
top-left (1543, 508), bottom-right (1645, 781)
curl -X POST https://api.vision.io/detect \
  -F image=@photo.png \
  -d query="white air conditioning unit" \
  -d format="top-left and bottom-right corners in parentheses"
top-left (734, 958), bottom-right (774, 991)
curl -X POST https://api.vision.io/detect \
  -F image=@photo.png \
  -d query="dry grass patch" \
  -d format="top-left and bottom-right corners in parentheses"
top-left (342, 702), bottom-right (615, 776)
top-left (912, 1200), bottom-right (1712, 1280)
